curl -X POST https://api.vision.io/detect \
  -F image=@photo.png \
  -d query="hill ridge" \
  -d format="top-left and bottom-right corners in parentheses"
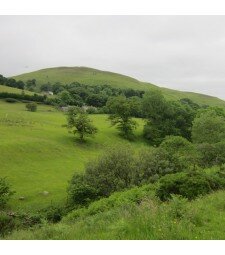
top-left (12, 66), bottom-right (225, 107)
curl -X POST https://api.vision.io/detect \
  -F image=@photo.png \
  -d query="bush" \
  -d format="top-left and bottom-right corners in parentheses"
top-left (5, 98), bottom-right (19, 103)
top-left (0, 178), bottom-right (14, 209)
top-left (85, 145), bottom-right (137, 197)
top-left (156, 171), bottom-right (225, 201)
top-left (42, 205), bottom-right (65, 223)
top-left (0, 212), bottom-right (15, 236)
top-left (157, 172), bottom-right (210, 201)
top-left (68, 145), bottom-right (137, 207)
top-left (86, 106), bottom-right (97, 114)
top-left (68, 174), bottom-right (99, 206)
top-left (26, 102), bottom-right (37, 112)
top-left (197, 141), bottom-right (225, 168)
top-left (136, 147), bottom-right (189, 184)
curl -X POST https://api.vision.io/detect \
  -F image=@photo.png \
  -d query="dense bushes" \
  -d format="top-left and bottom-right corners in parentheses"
top-left (142, 91), bottom-right (196, 145)
top-left (68, 140), bottom-right (194, 207)
top-left (156, 170), bottom-right (225, 201)
top-left (0, 92), bottom-right (46, 103)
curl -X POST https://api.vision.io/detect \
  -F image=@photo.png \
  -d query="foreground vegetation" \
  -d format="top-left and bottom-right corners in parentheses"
top-left (1, 68), bottom-right (225, 240)
top-left (5, 187), bottom-right (225, 240)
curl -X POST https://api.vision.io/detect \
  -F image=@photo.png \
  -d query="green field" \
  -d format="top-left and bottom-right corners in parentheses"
top-left (13, 66), bottom-right (225, 107)
top-left (0, 100), bottom-right (146, 211)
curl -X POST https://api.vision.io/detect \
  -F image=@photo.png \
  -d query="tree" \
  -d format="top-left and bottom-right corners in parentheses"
top-left (142, 90), bottom-right (196, 145)
top-left (106, 96), bottom-right (137, 140)
top-left (83, 145), bottom-right (137, 197)
top-left (26, 79), bottom-right (36, 91)
top-left (65, 106), bottom-right (97, 142)
top-left (192, 108), bottom-right (225, 144)
top-left (26, 102), bottom-right (37, 112)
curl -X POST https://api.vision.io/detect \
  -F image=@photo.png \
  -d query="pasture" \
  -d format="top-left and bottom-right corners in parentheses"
top-left (0, 100), bottom-right (146, 211)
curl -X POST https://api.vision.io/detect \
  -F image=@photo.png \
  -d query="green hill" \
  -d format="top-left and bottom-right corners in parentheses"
top-left (0, 84), bottom-right (36, 95)
top-left (13, 66), bottom-right (225, 107)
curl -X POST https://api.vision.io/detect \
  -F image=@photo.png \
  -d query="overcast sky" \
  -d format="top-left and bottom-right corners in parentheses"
top-left (0, 15), bottom-right (225, 99)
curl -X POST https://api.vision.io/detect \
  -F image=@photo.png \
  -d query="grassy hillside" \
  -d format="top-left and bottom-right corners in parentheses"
top-left (0, 84), bottom-right (35, 95)
top-left (13, 66), bottom-right (225, 107)
top-left (5, 185), bottom-right (225, 240)
top-left (0, 100), bottom-right (146, 211)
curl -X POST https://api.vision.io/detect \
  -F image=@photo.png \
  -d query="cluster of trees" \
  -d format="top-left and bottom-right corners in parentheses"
top-left (0, 74), bottom-right (25, 90)
top-left (67, 135), bottom-right (225, 207)
top-left (64, 89), bottom-right (217, 145)
top-left (52, 82), bottom-right (145, 109)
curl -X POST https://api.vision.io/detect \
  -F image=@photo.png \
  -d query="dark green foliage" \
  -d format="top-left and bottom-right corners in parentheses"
top-left (136, 146), bottom-right (189, 184)
top-left (40, 83), bottom-right (52, 92)
top-left (68, 145), bottom-right (137, 206)
top-left (0, 212), bottom-right (15, 236)
top-left (156, 171), bottom-right (225, 201)
top-left (192, 108), bottom-right (225, 144)
top-left (0, 178), bottom-right (14, 209)
top-left (68, 174), bottom-right (99, 206)
top-left (86, 94), bottom-right (107, 107)
top-left (107, 96), bottom-right (137, 140)
top-left (0, 74), bottom-right (25, 89)
top-left (26, 102), bottom-right (37, 112)
top-left (4, 98), bottom-right (19, 103)
top-left (26, 79), bottom-right (36, 91)
top-left (85, 145), bottom-right (137, 197)
top-left (65, 106), bottom-right (97, 141)
top-left (0, 92), bottom-right (46, 103)
top-left (143, 90), bottom-right (196, 145)
top-left (42, 205), bottom-right (64, 223)
top-left (197, 141), bottom-right (225, 168)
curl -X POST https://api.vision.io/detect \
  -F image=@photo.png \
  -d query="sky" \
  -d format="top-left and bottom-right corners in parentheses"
top-left (0, 15), bottom-right (225, 99)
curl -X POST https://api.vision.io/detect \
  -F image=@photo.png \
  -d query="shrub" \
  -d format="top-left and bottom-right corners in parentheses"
top-left (68, 145), bottom-right (137, 207)
top-left (68, 174), bottom-right (99, 206)
top-left (0, 178), bottom-right (14, 209)
top-left (5, 98), bottom-right (19, 103)
top-left (42, 205), bottom-right (65, 223)
top-left (86, 106), bottom-right (97, 114)
top-left (26, 102), bottom-right (37, 112)
top-left (0, 212), bottom-right (15, 236)
top-left (197, 141), bottom-right (225, 168)
top-left (136, 147), bottom-right (189, 184)
top-left (156, 172), bottom-right (211, 201)
top-left (85, 145), bottom-right (137, 197)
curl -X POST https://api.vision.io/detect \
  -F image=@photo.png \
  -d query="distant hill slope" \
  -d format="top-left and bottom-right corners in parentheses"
top-left (0, 84), bottom-right (36, 95)
top-left (13, 66), bottom-right (225, 107)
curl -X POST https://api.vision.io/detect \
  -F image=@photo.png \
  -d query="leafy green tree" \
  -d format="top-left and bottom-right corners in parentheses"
top-left (26, 102), bottom-right (37, 112)
top-left (192, 108), bottom-right (225, 144)
top-left (142, 90), bottom-right (196, 145)
top-left (84, 145), bottom-right (136, 197)
top-left (86, 94), bottom-right (107, 107)
top-left (26, 79), bottom-right (36, 91)
top-left (107, 96), bottom-right (137, 140)
top-left (65, 106), bottom-right (97, 142)
top-left (68, 173), bottom-right (99, 206)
